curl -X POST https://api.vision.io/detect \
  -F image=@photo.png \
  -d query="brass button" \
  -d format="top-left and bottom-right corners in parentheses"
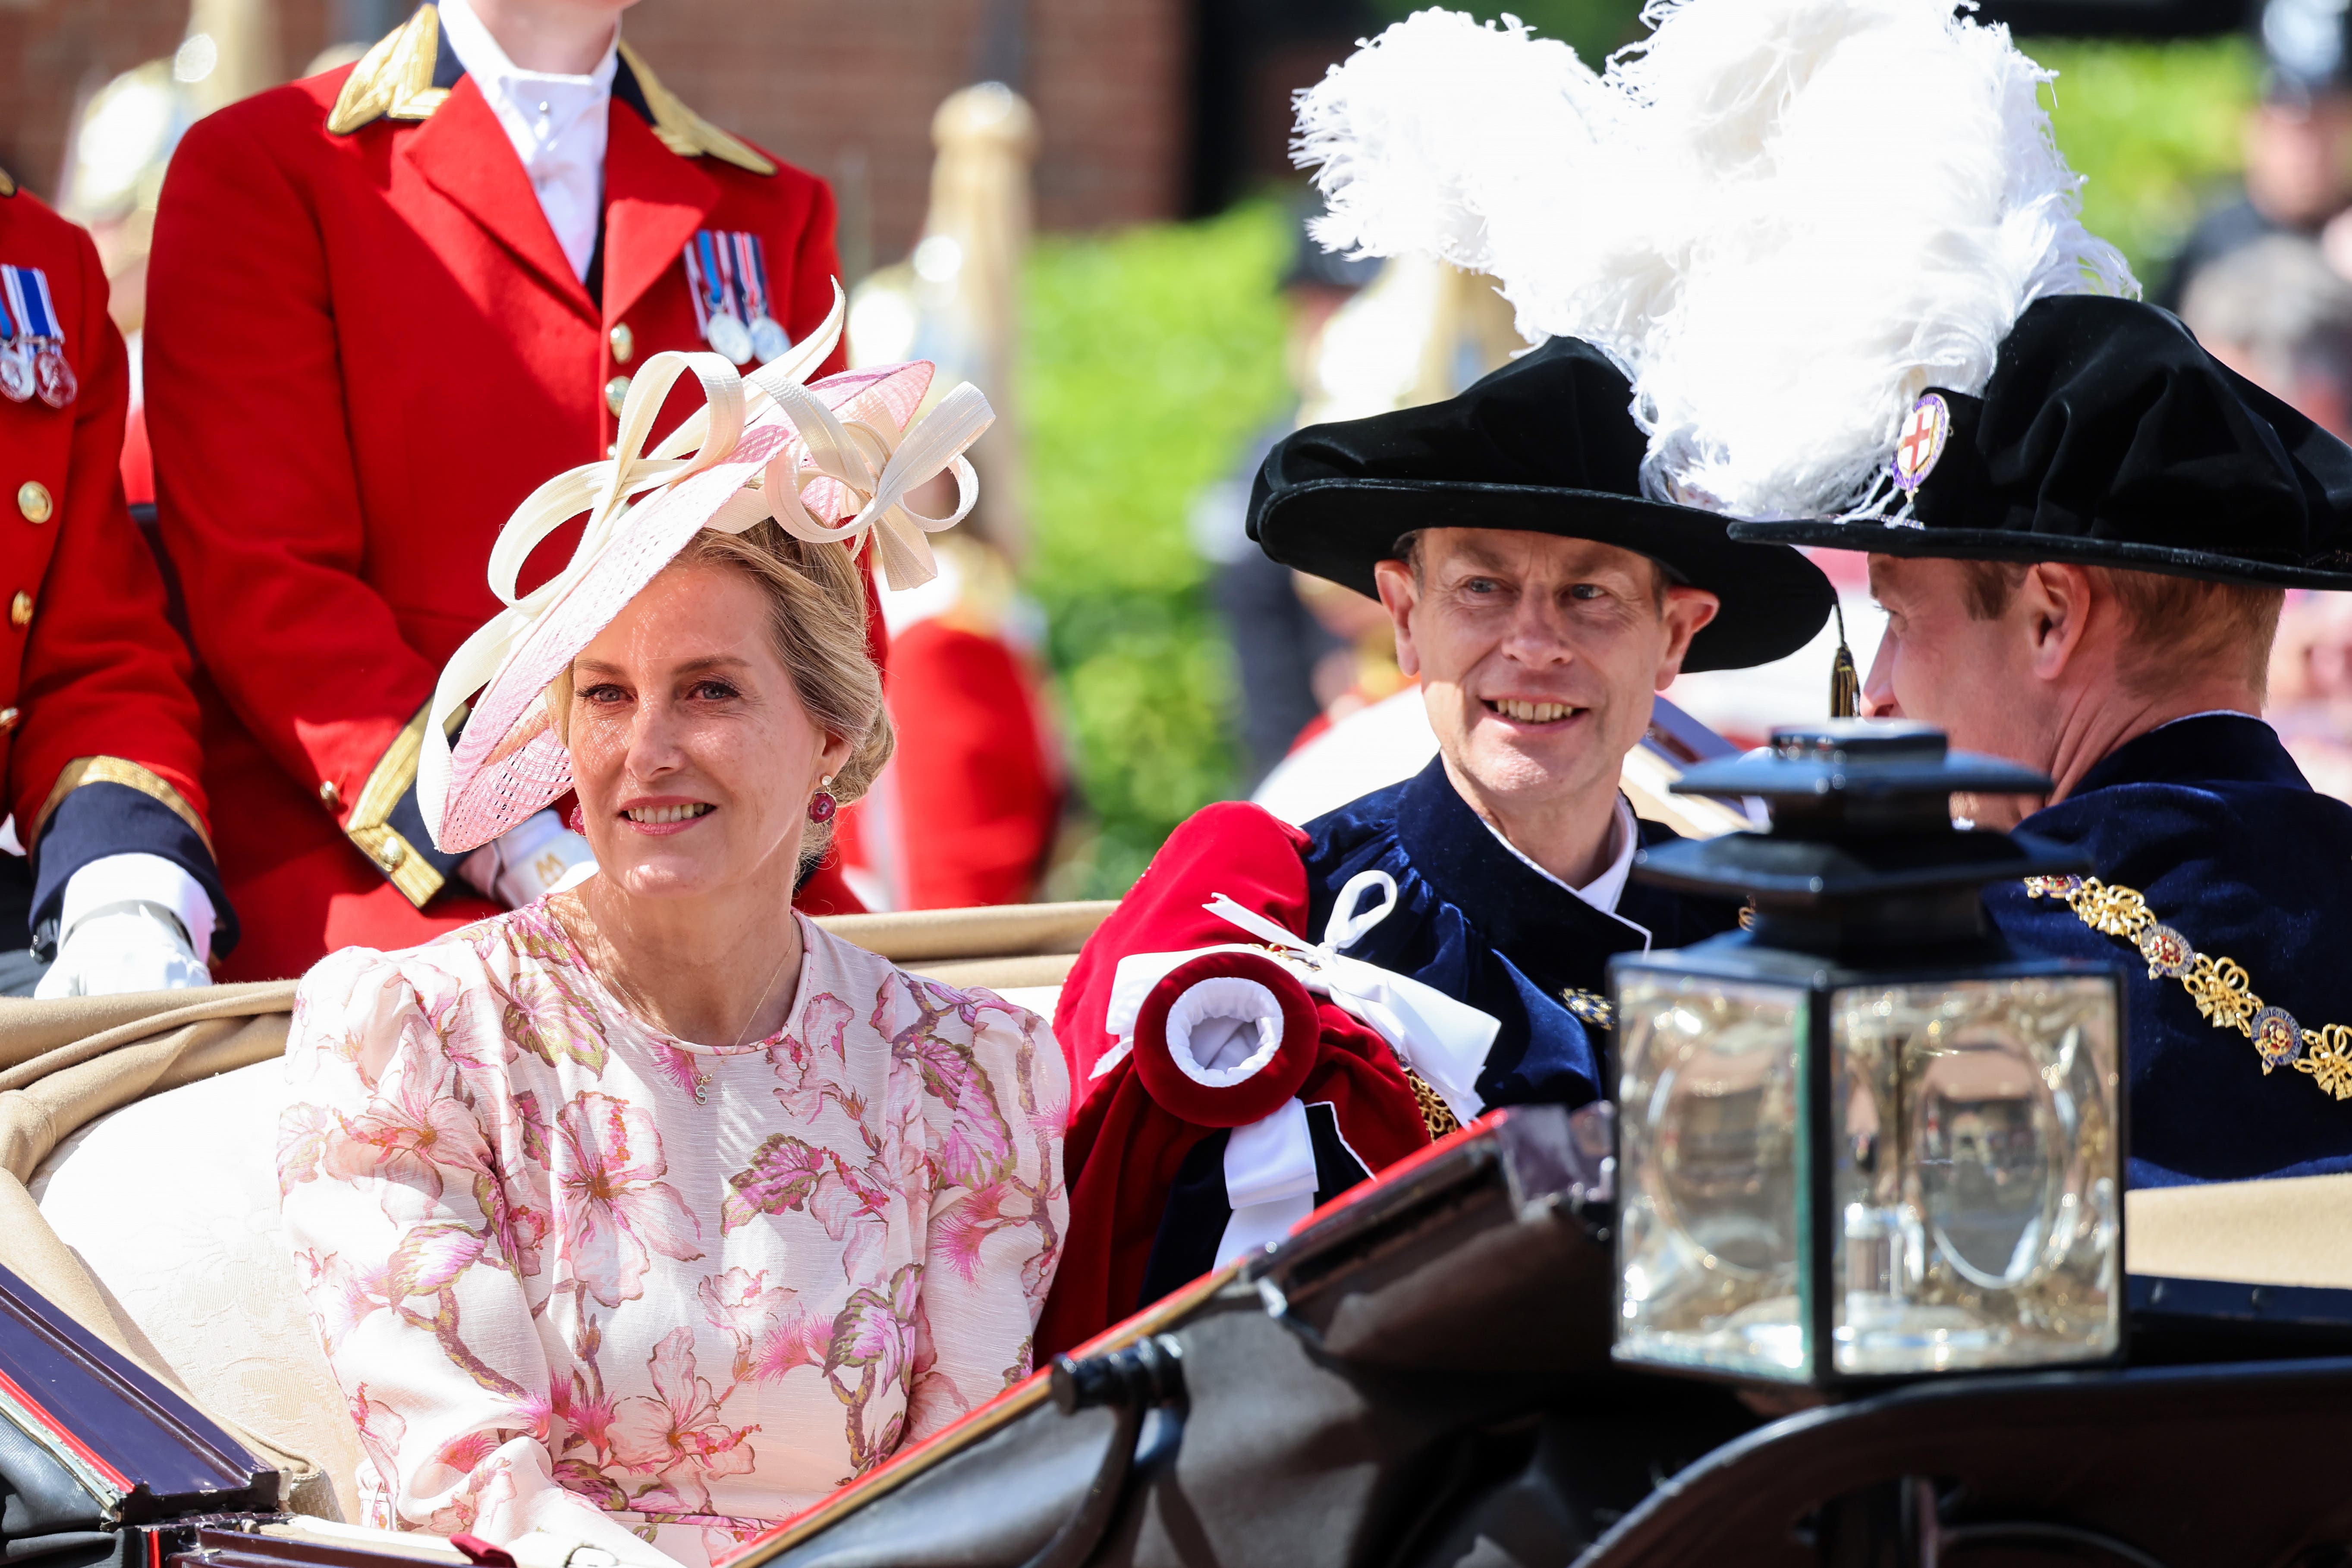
top-left (9, 592), bottom-right (31, 629)
top-left (319, 779), bottom-right (342, 811)
top-left (609, 323), bottom-right (635, 363)
top-left (605, 375), bottom-right (631, 416)
top-left (0, 708), bottom-right (21, 733)
top-left (379, 837), bottom-right (406, 868)
top-left (16, 482), bottom-right (50, 525)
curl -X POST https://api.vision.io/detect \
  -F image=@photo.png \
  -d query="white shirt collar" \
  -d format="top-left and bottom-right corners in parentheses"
top-left (2153, 708), bottom-right (2266, 731)
top-left (1478, 794), bottom-right (1640, 915)
top-left (436, 0), bottom-right (618, 282)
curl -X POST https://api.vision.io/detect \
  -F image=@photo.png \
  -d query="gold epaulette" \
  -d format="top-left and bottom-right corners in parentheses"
top-left (325, 6), bottom-right (775, 178)
top-left (340, 703), bottom-right (446, 908)
top-left (617, 42), bottom-right (775, 176)
top-left (0, 167), bottom-right (16, 199)
top-left (33, 758), bottom-right (213, 857)
top-left (325, 4), bottom-right (449, 134)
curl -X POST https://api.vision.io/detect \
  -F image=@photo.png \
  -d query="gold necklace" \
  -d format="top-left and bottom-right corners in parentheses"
top-left (556, 894), bottom-right (798, 1056)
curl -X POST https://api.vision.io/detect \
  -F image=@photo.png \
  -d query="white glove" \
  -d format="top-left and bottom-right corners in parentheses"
top-left (460, 808), bottom-right (596, 908)
top-left (34, 853), bottom-right (218, 998)
top-left (36, 902), bottom-right (210, 997)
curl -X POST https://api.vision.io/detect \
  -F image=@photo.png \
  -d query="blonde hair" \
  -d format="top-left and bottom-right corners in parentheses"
top-left (550, 522), bottom-right (893, 869)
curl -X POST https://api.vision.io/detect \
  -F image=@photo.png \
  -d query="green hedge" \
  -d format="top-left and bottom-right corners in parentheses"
top-left (1023, 202), bottom-right (1294, 897)
top-left (2034, 35), bottom-right (2259, 282)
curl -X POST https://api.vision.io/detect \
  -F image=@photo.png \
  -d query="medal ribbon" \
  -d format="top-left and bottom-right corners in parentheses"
top-left (681, 233), bottom-right (738, 339)
top-left (0, 270), bottom-right (31, 344)
top-left (711, 233), bottom-right (741, 317)
top-left (18, 269), bottom-right (60, 343)
top-left (732, 233), bottom-right (769, 324)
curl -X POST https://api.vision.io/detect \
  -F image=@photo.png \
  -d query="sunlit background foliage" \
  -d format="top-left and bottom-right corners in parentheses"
top-left (1023, 23), bottom-right (2264, 898)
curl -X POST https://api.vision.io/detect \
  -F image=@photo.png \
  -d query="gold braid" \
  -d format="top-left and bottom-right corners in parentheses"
top-left (2022, 875), bottom-right (2352, 1100)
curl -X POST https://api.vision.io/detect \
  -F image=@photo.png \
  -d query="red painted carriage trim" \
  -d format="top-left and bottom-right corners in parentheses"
top-left (0, 1361), bottom-right (135, 1492)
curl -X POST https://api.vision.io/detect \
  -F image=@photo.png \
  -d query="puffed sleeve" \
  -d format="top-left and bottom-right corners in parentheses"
top-left (276, 949), bottom-right (673, 1563)
top-left (903, 984), bottom-right (1070, 1442)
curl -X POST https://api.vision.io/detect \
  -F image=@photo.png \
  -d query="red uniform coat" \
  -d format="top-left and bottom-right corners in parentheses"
top-left (844, 613), bottom-right (1062, 909)
top-left (0, 181), bottom-right (220, 939)
top-left (1036, 802), bottom-right (1431, 1356)
top-left (147, 11), bottom-right (858, 980)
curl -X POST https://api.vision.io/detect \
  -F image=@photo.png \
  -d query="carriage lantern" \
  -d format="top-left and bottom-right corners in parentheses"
top-left (1606, 722), bottom-right (2126, 1386)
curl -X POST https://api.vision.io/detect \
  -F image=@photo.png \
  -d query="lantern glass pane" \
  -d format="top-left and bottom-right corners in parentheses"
top-left (1830, 975), bottom-right (2122, 1376)
top-left (1615, 969), bottom-right (1808, 1379)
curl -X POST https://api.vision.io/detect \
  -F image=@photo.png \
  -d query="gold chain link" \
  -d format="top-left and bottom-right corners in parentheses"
top-left (1402, 1066), bottom-right (1462, 1142)
top-left (2022, 875), bottom-right (2352, 1100)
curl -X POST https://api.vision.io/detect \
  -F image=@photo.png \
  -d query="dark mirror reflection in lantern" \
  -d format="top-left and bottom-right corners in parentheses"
top-left (1611, 724), bottom-right (2126, 1386)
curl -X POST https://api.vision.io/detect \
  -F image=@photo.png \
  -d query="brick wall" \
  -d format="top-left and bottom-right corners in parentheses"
top-left (0, 0), bottom-right (1187, 260)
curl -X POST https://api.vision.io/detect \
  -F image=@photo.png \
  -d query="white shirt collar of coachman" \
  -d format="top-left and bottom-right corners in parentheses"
top-left (434, 0), bottom-right (618, 283)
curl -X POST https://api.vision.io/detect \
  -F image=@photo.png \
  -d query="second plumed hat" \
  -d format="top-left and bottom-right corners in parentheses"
top-left (1248, 335), bottom-right (1837, 672)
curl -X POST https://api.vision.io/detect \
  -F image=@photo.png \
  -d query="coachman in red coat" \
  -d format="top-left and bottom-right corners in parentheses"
top-left (146, 4), bottom-right (861, 980)
top-left (0, 173), bottom-right (227, 993)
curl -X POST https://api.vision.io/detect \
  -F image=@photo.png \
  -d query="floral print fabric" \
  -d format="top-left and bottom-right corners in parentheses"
top-left (278, 907), bottom-right (1068, 1568)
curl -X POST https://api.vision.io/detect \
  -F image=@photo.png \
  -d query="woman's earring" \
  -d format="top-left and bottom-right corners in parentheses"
top-left (807, 775), bottom-right (838, 823)
top-left (567, 804), bottom-right (587, 835)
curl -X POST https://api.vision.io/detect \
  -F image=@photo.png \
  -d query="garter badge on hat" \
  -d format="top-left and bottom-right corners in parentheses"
top-left (1890, 393), bottom-right (1950, 494)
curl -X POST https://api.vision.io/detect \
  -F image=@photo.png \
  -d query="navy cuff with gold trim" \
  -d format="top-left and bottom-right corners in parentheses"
top-left (339, 701), bottom-right (474, 906)
top-left (30, 783), bottom-right (236, 958)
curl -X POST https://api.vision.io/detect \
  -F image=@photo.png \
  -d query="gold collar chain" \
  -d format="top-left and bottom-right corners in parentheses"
top-left (2022, 875), bottom-right (2352, 1100)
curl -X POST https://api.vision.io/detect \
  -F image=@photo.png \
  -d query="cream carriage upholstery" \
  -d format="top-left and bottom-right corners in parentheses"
top-left (0, 904), bottom-right (1105, 1531)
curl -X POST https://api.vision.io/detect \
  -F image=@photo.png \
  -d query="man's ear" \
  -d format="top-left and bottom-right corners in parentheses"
top-left (1652, 586), bottom-right (1721, 691)
top-left (2019, 562), bottom-right (2094, 682)
top-left (1372, 559), bottom-right (1422, 678)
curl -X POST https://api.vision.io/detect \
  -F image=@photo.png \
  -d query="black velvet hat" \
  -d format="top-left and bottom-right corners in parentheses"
top-left (1728, 295), bottom-right (2352, 590)
top-left (1246, 336), bottom-right (1839, 673)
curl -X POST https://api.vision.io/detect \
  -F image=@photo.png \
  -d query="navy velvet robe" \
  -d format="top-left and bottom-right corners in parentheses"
top-left (1305, 757), bottom-right (1746, 1110)
top-left (1984, 714), bottom-right (2352, 1188)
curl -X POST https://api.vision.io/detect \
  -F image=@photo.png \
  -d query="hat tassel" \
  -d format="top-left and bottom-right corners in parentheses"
top-left (1829, 600), bottom-right (1861, 719)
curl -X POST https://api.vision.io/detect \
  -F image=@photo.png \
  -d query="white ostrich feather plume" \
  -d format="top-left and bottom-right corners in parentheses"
top-left (1292, 0), bottom-right (2139, 521)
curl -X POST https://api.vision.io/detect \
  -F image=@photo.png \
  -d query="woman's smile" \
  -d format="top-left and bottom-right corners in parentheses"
top-left (620, 798), bottom-right (717, 834)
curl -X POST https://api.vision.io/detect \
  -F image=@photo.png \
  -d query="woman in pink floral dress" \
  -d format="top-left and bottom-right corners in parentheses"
top-left (278, 342), bottom-right (1066, 1567)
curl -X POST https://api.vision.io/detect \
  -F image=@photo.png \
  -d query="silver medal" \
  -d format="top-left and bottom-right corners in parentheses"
top-left (0, 345), bottom-right (32, 404)
top-left (33, 345), bottom-right (75, 409)
top-left (705, 311), bottom-right (754, 366)
top-left (748, 314), bottom-right (791, 363)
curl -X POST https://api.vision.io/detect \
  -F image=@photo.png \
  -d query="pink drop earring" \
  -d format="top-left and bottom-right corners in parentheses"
top-left (807, 775), bottom-right (838, 823)
top-left (568, 803), bottom-right (586, 835)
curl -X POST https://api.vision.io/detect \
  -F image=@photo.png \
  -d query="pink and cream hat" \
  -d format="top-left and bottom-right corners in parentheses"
top-left (418, 284), bottom-right (995, 855)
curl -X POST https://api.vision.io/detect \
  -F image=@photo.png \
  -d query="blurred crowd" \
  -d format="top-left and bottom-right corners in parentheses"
top-left (2167, 0), bottom-right (2352, 796)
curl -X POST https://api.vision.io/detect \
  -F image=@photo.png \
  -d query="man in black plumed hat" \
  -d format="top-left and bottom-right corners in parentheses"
top-left (1732, 293), bottom-right (2352, 1190)
top-left (1032, 336), bottom-right (1837, 1354)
